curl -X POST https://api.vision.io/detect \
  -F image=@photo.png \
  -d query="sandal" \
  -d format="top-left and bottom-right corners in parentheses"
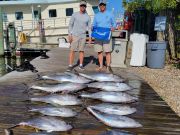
top-left (95, 67), bottom-right (104, 72)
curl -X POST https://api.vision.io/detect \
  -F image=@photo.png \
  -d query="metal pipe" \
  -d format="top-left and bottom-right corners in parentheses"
top-left (31, 4), bottom-right (34, 29)
top-left (38, 5), bottom-right (44, 43)
top-left (0, 7), bottom-right (4, 56)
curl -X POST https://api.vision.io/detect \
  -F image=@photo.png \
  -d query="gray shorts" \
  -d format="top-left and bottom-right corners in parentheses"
top-left (94, 39), bottom-right (112, 53)
top-left (70, 36), bottom-right (86, 52)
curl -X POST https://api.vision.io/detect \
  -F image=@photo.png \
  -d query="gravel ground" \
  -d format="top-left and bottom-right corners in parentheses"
top-left (127, 65), bottom-right (180, 117)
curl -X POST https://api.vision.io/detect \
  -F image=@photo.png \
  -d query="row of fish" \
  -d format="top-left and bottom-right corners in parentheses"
top-left (28, 103), bottom-right (137, 118)
top-left (15, 103), bottom-right (141, 133)
top-left (30, 91), bottom-right (136, 104)
top-left (41, 72), bottom-right (124, 83)
top-left (7, 72), bottom-right (141, 134)
top-left (30, 82), bottom-right (132, 93)
top-left (27, 129), bottom-right (134, 135)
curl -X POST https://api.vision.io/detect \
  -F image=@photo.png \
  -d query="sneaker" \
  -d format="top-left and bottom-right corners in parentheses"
top-left (106, 66), bottom-right (113, 73)
top-left (78, 65), bottom-right (85, 70)
top-left (67, 66), bottom-right (73, 71)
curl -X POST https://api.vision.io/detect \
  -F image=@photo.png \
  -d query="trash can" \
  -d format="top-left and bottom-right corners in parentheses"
top-left (147, 41), bottom-right (167, 69)
top-left (111, 30), bottom-right (128, 68)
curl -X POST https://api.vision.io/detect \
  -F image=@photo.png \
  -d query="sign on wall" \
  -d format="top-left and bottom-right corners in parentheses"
top-left (154, 16), bottom-right (167, 31)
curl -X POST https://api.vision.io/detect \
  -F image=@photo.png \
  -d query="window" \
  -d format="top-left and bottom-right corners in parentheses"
top-left (92, 6), bottom-right (99, 14)
top-left (66, 8), bottom-right (73, 16)
top-left (49, 9), bottom-right (57, 18)
top-left (33, 10), bottom-right (39, 19)
top-left (3, 13), bottom-right (8, 21)
top-left (15, 12), bottom-right (23, 20)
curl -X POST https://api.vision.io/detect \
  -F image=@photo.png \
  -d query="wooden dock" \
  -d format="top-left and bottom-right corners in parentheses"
top-left (0, 48), bottom-right (179, 135)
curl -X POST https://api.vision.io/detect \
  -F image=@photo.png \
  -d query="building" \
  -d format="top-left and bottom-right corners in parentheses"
top-left (0, 0), bottom-right (99, 44)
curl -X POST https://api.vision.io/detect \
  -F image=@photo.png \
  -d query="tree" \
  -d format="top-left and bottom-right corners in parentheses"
top-left (123, 0), bottom-right (178, 13)
top-left (123, 0), bottom-right (180, 60)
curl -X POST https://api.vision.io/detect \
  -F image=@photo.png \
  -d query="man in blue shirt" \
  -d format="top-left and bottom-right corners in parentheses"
top-left (92, 0), bottom-right (116, 73)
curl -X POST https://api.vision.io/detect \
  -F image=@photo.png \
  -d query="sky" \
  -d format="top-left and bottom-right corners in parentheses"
top-left (106, 0), bottom-right (124, 18)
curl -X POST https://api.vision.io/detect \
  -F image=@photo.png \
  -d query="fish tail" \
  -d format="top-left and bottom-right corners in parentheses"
top-left (87, 107), bottom-right (99, 118)
top-left (79, 73), bottom-right (92, 80)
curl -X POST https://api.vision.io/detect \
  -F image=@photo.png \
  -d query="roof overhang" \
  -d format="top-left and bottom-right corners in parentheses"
top-left (0, 0), bottom-right (79, 6)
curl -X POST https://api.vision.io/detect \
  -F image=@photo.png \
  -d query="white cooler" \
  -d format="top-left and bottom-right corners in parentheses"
top-left (58, 37), bottom-right (70, 48)
top-left (130, 33), bottom-right (149, 66)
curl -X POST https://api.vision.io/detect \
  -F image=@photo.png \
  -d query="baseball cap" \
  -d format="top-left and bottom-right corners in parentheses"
top-left (99, 0), bottom-right (107, 5)
top-left (80, 0), bottom-right (87, 6)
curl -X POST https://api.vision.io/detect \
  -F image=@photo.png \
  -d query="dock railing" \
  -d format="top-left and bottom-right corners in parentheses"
top-left (3, 16), bottom-right (94, 31)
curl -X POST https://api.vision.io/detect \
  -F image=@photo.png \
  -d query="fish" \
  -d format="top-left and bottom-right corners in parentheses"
top-left (80, 91), bottom-right (137, 103)
top-left (28, 133), bottom-right (51, 135)
top-left (30, 83), bottom-right (87, 93)
top-left (79, 72), bottom-right (124, 82)
top-left (41, 72), bottom-right (92, 84)
top-left (31, 94), bottom-right (82, 106)
top-left (87, 107), bottom-right (142, 128)
top-left (19, 117), bottom-right (72, 132)
top-left (99, 130), bottom-right (135, 135)
top-left (29, 107), bottom-right (77, 117)
top-left (88, 82), bottom-right (133, 92)
top-left (28, 133), bottom-right (52, 135)
top-left (89, 103), bottom-right (136, 115)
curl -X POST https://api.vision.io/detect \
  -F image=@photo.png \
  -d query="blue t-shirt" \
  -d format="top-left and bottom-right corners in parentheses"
top-left (92, 11), bottom-right (116, 28)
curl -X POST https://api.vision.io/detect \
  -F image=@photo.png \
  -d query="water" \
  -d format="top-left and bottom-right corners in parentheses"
top-left (0, 56), bottom-right (36, 77)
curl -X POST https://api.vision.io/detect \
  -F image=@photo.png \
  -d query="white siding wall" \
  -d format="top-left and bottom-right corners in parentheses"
top-left (1, 1), bottom-right (99, 43)
top-left (2, 2), bottom-right (96, 22)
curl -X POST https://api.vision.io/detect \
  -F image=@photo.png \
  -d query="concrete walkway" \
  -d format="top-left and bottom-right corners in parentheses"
top-left (0, 47), bottom-right (101, 83)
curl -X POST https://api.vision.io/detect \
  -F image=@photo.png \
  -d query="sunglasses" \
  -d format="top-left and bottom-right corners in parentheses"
top-left (99, 3), bottom-right (106, 6)
top-left (80, 4), bottom-right (87, 8)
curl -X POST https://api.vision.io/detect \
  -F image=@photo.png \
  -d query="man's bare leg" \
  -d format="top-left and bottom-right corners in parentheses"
top-left (106, 52), bottom-right (111, 66)
top-left (67, 50), bottom-right (75, 71)
top-left (69, 50), bottom-right (75, 65)
top-left (96, 52), bottom-right (104, 71)
top-left (106, 52), bottom-right (113, 73)
top-left (79, 51), bottom-right (84, 66)
top-left (79, 51), bottom-right (85, 70)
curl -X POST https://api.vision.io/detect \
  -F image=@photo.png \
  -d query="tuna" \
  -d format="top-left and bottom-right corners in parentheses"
top-left (79, 72), bottom-right (124, 82)
top-left (19, 117), bottom-right (72, 132)
top-left (29, 134), bottom-right (51, 135)
top-left (80, 91), bottom-right (137, 103)
top-left (88, 82), bottom-right (133, 92)
top-left (31, 94), bottom-right (82, 106)
top-left (41, 72), bottom-right (92, 84)
top-left (89, 103), bottom-right (136, 115)
top-left (30, 83), bottom-right (87, 93)
top-left (87, 107), bottom-right (142, 128)
top-left (29, 107), bottom-right (77, 117)
top-left (99, 130), bottom-right (135, 135)
top-left (28, 133), bottom-right (52, 135)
